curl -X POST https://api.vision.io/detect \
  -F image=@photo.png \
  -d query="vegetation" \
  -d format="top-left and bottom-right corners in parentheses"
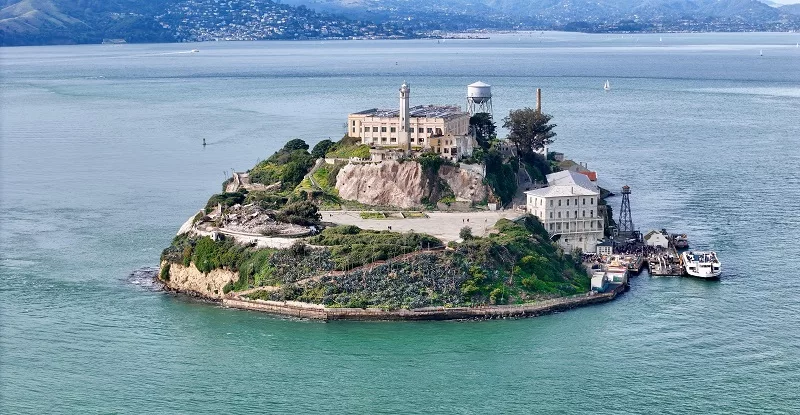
top-left (275, 200), bottom-right (321, 226)
top-left (248, 140), bottom-right (315, 190)
top-left (308, 225), bottom-right (443, 270)
top-left (205, 192), bottom-right (246, 213)
top-left (360, 212), bottom-right (386, 219)
top-left (311, 139), bottom-right (336, 159)
top-left (503, 108), bottom-right (557, 159)
top-left (483, 144), bottom-right (518, 205)
top-left (325, 143), bottom-right (371, 159)
top-left (459, 226), bottom-right (473, 240)
top-left (469, 112), bottom-right (497, 150)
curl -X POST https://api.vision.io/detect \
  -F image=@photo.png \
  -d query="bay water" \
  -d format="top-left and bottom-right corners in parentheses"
top-left (2, 32), bottom-right (800, 413)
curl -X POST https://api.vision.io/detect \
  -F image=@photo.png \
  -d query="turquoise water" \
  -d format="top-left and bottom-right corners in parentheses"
top-left (2, 32), bottom-right (800, 413)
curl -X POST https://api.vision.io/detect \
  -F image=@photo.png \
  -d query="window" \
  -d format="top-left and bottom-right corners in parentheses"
top-left (567, 199), bottom-right (570, 206)
top-left (451, 148), bottom-right (457, 156)
top-left (444, 148), bottom-right (449, 153)
top-left (419, 138), bottom-right (424, 143)
top-left (566, 223), bottom-right (569, 230)
top-left (550, 212), bottom-right (553, 219)
top-left (549, 223), bottom-right (554, 231)
top-left (352, 127), bottom-right (355, 133)
top-left (390, 137), bottom-right (397, 142)
top-left (381, 137), bottom-right (387, 142)
top-left (590, 210), bottom-right (594, 217)
top-left (590, 221), bottom-right (594, 228)
top-left (557, 223), bottom-right (561, 230)
top-left (558, 200), bottom-right (561, 207)
top-left (582, 210), bottom-right (586, 217)
top-left (575, 198), bottom-right (578, 205)
top-left (372, 127), bottom-right (379, 132)
top-left (390, 127), bottom-right (396, 133)
top-left (550, 200), bottom-right (553, 207)
top-left (591, 198), bottom-right (594, 205)
top-left (427, 128), bottom-right (433, 133)
top-left (564, 238), bottom-right (568, 243)
top-left (557, 212), bottom-right (561, 218)
top-left (381, 127), bottom-right (387, 132)
top-left (579, 237), bottom-right (583, 242)
top-left (352, 120), bottom-right (356, 126)
top-left (418, 128), bottom-right (424, 133)
top-left (575, 210), bottom-right (578, 218)
top-left (583, 198), bottom-right (586, 205)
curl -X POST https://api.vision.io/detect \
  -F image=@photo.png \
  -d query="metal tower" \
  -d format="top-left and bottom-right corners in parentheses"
top-left (618, 185), bottom-right (635, 236)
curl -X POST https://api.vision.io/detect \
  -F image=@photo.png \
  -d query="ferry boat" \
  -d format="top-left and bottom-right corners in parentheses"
top-left (605, 256), bottom-right (629, 285)
top-left (681, 251), bottom-right (721, 280)
top-left (591, 270), bottom-right (609, 293)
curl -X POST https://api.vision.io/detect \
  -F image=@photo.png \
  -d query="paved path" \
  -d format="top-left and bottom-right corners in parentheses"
top-left (320, 210), bottom-right (524, 242)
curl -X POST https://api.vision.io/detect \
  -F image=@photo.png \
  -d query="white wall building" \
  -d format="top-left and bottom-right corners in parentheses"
top-left (644, 230), bottom-right (669, 248)
top-left (525, 170), bottom-right (604, 253)
top-left (347, 82), bottom-right (475, 160)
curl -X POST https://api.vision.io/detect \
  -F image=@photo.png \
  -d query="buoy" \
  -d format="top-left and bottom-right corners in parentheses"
top-left (202, 138), bottom-right (207, 146)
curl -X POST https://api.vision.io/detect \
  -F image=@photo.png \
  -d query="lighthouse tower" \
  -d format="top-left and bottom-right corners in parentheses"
top-left (399, 81), bottom-right (411, 151)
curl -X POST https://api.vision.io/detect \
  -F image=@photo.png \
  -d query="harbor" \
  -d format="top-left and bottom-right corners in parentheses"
top-left (582, 184), bottom-right (722, 292)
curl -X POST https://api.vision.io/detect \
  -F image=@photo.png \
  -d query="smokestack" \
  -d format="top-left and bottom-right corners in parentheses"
top-left (536, 88), bottom-right (542, 113)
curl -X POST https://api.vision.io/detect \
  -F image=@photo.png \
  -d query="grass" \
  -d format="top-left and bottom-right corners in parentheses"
top-left (359, 211), bottom-right (386, 219)
top-left (325, 144), bottom-right (371, 159)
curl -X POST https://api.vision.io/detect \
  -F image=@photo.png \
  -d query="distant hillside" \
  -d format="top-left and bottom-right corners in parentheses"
top-left (0, 0), bottom-right (175, 46)
top-left (781, 3), bottom-right (800, 15)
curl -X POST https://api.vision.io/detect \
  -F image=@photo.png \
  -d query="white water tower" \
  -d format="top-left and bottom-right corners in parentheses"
top-left (467, 81), bottom-right (493, 116)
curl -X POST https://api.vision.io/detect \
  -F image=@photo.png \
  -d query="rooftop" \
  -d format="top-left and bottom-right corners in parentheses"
top-left (352, 105), bottom-right (467, 120)
top-left (525, 170), bottom-right (600, 198)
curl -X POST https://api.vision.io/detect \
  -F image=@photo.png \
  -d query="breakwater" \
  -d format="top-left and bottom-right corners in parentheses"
top-left (222, 284), bottom-right (624, 321)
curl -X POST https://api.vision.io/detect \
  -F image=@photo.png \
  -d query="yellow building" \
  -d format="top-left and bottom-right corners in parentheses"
top-left (346, 83), bottom-right (475, 160)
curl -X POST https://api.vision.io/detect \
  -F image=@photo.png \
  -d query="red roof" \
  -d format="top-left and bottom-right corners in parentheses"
top-left (577, 170), bottom-right (597, 181)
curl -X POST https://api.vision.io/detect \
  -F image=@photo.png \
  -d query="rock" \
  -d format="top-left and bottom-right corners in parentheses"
top-left (335, 161), bottom-right (489, 208)
top-left (161, 261), bottom-right (237, 300)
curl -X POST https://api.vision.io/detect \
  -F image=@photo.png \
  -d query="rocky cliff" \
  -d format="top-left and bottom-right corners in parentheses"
top-left (161, 261), bottom-right (238, 300)
top-left (335, 161), bottom-right (488, 208)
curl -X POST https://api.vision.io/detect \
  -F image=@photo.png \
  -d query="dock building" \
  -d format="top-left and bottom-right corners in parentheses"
top-left (347, 82), bottom-right (475, 161)
top-left (525, 170), bottom-right (604, 253)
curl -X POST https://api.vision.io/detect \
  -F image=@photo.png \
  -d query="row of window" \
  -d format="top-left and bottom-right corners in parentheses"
top-left (549, 210), bottom-right (595, 219)
top-left (531, 197), bottom-right (595, 207)
top-left (548, 221), bottom-right (602, 231)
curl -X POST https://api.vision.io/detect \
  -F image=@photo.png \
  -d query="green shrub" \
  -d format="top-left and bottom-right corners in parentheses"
top-left (159, 263), bottom-right (171, 281)
top-left (205, 192), bottom-right (246, 213)
top-left (276, 200), bottom-right (321, 226)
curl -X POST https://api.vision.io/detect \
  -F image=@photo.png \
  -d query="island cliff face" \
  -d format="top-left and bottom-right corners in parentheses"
top-left (334, 161), bottom-right (488, 208)
top-left (161, 261), bottom-right (237, 300)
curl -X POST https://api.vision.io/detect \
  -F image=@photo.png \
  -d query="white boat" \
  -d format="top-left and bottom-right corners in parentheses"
top-left (591, 270), bottom-right (609, 292)
top-left (605, 256), bottom-right (628, 284)
top-left (681, 251), bottom-right (721, 279)
top-left (603, 80), bottom-right (611, 91)
top-left (191, 49), bottom-right (200, 53)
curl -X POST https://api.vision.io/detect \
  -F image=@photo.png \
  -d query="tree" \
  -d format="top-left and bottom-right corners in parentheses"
top-left (283, 138), bottom-right (309, 152)
top-left (459, 226), bottom-right (473, 240)
top-left (502, 108), bottom-right (556, 158)
top-left (277, 200), bottom-right (321, 226)
top-left (311, 139), bottom-right (335, 159)
top-left (469, 112), bottom-right (496, 150)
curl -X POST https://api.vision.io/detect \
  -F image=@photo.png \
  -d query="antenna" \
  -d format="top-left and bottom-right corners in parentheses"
top-left (618, 185), bottom-right (635, 237)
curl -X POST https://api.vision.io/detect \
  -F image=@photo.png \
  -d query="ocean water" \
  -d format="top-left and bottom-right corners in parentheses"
top-left (2, 32), bottom-right (800, 413)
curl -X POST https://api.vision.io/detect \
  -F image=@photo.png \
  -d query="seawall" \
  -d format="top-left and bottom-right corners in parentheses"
top-left (221, 284), bottom-right (624, 321)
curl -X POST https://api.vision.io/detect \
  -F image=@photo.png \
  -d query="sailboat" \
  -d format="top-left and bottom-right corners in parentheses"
top-left (760, 49), bottom-right (763, 57)
top-left (604, 80), bottom-right (611, 91)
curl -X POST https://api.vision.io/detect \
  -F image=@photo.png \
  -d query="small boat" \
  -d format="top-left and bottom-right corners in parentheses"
top-left (760, 49), bottom-right (763, 57)
top-left (659, 37), bottom-right (663, 42)
top-left (672, 234), bottom-right (689, 249)
top-left (191, 49), bottom-right (200, 53)
top-left (603, 80), bottom-right (611, 91)
top-left (681, 251), bottom-right (721, 279)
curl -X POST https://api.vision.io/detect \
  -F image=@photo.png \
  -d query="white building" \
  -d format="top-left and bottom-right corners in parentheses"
top-left (525, 170), bottom-right (604, 253)
top-left (644, 230), bottom-right (669, 248)
top-left (347, 82), bottom-right (475, 160)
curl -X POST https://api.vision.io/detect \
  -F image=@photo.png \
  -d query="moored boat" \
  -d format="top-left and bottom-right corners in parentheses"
top-left (672, 233), bottom-right (689, 249)
top-left (605, 255), bottom-right (629, 285)
top-left (681, 251), bottom-right (721, 279)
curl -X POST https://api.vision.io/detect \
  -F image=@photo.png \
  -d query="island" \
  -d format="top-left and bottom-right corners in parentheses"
top-left (158, 82), bottom-right (624, 320)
